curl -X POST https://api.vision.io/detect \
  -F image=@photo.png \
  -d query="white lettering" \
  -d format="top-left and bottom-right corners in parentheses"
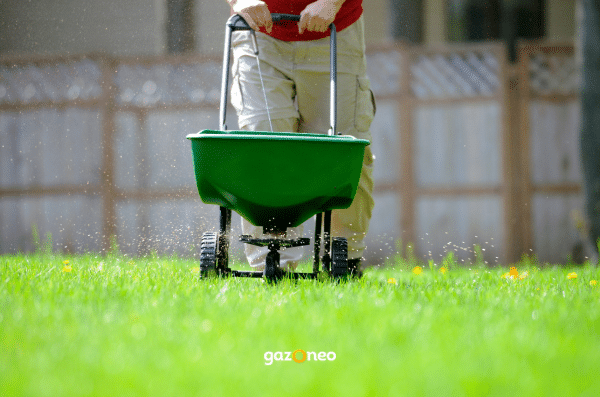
top-left (265, 350), bottom-right (336, 364)
top-left (264, 351), bottom-right (273, 365)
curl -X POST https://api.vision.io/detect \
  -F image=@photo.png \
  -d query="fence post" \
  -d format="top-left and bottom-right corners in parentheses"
top-left (506, 44), bottom-right (534, 262)
top-left (100, 56), bottom-right (118, 252)
top-left (500, 48), bottom-right (524, 264)
top-left (399, 44), bottom-right (416, 249)
top-left (504, 58), bottom-right (529, 264)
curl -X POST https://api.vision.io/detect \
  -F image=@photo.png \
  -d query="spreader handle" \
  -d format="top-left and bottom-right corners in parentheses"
top-left (220, 14), bottom-right (337, 135)
top-left (269, 13), bottom-right (337, 135)
top-left (224, 14), bottom-right (301, 30)
top-left (271, 13), bottom-right (337, 135)
top-left (271, 13), bottom-right (301, 22)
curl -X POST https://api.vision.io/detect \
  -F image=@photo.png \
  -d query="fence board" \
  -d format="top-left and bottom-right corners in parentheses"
top-left (114, 112), bottom-right (143, 190)
top-left (0, 109), bottom-right (102, 188)
top-left (530, 101), bottom-right (581, 185)
top-left (0, 196), bottom-right (103, 253)
top-left (365, 191), bottom-right (402, 264)
top-left (532, 194), bottom-right (583, 263)
top-left (115, 199), bottom-right (218, 256)
top-left (146, 111), bottom-right (214, 189)
top-left (414, 103), bottom-right (502, 187)
top-left (370, 100), bottom-right (400, 187)
top-left (415, 196), bottom-right (504, 265)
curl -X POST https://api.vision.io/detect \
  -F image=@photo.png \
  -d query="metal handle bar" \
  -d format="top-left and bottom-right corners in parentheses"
top-left (220, 14), bottom-right (337, 135)
top-left (227, 14), bottom-right (301, 30)
top-left (271, 13), bottom-right (301, 22)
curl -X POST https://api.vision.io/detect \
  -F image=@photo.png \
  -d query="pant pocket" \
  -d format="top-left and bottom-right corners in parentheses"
top-left (230, 74), bottom-right (244, 114)
top-left (354, 76), bottom-right (376, 133)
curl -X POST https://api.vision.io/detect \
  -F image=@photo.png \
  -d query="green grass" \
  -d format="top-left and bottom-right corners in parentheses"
top-left (1, 252), bottom-right (600, 396)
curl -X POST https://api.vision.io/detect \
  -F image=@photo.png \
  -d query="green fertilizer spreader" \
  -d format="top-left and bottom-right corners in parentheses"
top-left (187, 14), bottom-right (369, 282)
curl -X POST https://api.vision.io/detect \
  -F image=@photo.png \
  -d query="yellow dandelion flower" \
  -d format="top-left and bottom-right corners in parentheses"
top-left (509, 267), bottom-right (519, 278)
top-left (62, 259), bottom-right (70, 265)
top-left (567, 272), bottom-right (577, 280)
top-left (590, 280), bottom-right (597, 286)
top-left (191, 267), bottom-right (200, 274)
top-left (62, 265), bottom-right (72, 273)
top-left (440, 267), bottom-right (447, 274)
top-left (519, 271), bottom-right (529, 280)
top-left (387, 278), bottom-right (397, 285)
top-left (412, 266), bottom-right (423, 275)
top-left (501, 272), bottom-right (509, 279)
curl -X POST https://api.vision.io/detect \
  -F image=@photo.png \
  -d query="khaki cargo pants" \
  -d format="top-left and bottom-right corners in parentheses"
top-left (231, 16), bottom-right (375, 268)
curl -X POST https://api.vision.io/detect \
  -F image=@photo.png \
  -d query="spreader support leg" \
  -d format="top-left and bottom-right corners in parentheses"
top-left (313, 212), bottom-right (323, 274)
top-left (322, 211), bottom-right (332, 274)
top-left (218, 207), bottom-right (232, 274)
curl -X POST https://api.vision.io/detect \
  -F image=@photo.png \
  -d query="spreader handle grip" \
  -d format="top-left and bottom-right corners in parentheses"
top-left (271, 13), bottom-right (301, 22)
top-left (226, 13), bottom-right (301, 30)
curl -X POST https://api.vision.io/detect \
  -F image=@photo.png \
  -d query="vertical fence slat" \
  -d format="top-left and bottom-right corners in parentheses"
top-left (400, 45), bottom-right (416, 248)
top-left (504, 62), bottom-right (526, 263)
top-left (100, 57), bottom-right (118, 251)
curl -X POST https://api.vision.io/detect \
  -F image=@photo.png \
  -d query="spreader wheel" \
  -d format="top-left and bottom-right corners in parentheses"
top-left (331, 237), bottom-right (349, 279)
top-left (199, 232), bottom-right (218, 278)
top-left (263, 250), bottom-right (278, 283)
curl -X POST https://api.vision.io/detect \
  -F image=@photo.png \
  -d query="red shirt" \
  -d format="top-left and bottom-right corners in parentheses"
top-left (261, 0), bottom-right (363, 41)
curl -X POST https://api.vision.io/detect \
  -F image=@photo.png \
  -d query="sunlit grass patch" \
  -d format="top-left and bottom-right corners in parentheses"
top-left (1, 252), bottom-right (599, 396)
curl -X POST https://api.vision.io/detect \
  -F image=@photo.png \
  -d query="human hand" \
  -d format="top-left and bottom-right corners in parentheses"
top-left (230, 0), bottom-right (272, 33)
top-left (298, 0), bottom-right (344, 34)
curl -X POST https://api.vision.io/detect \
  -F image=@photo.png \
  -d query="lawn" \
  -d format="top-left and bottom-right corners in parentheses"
top-left (1, 252), bottom-right (599, 396)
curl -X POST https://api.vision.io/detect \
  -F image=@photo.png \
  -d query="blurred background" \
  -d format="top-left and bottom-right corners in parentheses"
top-left (0, 0), bottom-right (591, 266)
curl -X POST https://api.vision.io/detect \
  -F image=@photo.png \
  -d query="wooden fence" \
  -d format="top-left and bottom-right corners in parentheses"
top-left (516, 43), bottom-right (582, 263)
top-left (0, 41), bottom-right (584, 264)
top-left (0, 53), bottom-right (225, 256)
top-left (367, 42), bottom-right (509, 264)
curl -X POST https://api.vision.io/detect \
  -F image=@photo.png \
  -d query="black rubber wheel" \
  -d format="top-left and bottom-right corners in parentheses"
top-left (263, 249), bottom-right (279, 283)
top-left (199, 232), bottom-right (218, 278)
top-left (331, 237), bottom-right (349, 279)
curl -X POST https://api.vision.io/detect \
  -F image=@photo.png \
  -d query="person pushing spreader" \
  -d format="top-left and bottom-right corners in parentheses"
top-left (187, 8), bottom-right (374, 282)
